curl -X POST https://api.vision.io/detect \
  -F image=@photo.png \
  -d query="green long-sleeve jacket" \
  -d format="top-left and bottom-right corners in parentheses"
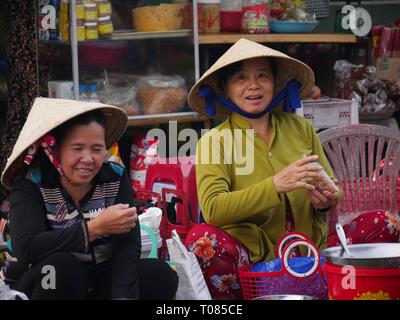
top-left (196, 111), bottom-right (337, 262)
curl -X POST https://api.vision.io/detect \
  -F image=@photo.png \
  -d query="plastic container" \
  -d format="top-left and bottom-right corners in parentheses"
top-left (76, 1), bottom-right (85, 21)
top-left (307, 160), bottom-right (338, 194)
top-left (298, 98), bottom-right (359, 130)
top-left (84, 3), bottom-right (98, 22)
top-left (324, 263), bottom-right (400, 300)
top-left (84, 21), bottom-right (99, 40)
top-left (241, 0), bottom-right (270, 33)
top-left (88, 84), bottom-right (100, 102)
top-left (269, 20), bottom-right (318, 33)
top-left (76, 21), bottom-right (85, 41)
top-left (220, 0), bottom-right (242, 32)
top-left (140, 225), bottom-right (163, 259)
top-left (98, 15), bottom-right (113, 38)
top-left (79, 84), bottom-right (88, 101)
top-left (198, 0), bottom-right (221, 34)
top-left (96, 0), bottom-right (112, 16)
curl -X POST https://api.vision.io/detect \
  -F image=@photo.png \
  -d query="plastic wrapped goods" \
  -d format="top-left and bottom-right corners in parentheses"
top-left (136, 74), bottom-right (188, 114)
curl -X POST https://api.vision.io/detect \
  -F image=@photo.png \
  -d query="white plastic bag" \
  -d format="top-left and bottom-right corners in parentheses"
top-left (0, 282), bottom-right (28, 300)
top-left (166, 230), bottom-right (212, 300)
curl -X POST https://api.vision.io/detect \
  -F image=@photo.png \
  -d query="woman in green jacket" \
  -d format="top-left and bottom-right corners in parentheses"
top-left (185, 38), bottom-right (339, 299)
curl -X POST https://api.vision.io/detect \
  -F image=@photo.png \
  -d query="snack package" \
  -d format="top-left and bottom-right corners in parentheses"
top-left (130, 133), bottom-right (159, 194)
top-left (333, 60), bottom-right (400, 115)
top-left (307, 161), bottom-right (338, 194)
top-left (136, 74), bottom-right (188, 114)
top-left (98, 86), bottom-right (141, 116)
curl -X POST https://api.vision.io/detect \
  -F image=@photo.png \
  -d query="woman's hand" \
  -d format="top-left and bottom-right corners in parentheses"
top-left (307, 178), bottom-right (339, 210)
top-left (87, 204), bottom-right (137, 241)
top-left (273, 155), bottom-right (323, 193)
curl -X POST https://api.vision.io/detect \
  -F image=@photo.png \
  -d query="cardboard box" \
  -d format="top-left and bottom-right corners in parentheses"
top-left (375, 57), bottom-right (400, 84)
top-left (47, 81), bottom-right (74, 99)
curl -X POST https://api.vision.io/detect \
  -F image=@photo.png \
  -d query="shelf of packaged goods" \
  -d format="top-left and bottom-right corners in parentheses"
top-left (127, 112), bottom-right (211, 127)
top-left (110, 29), bottom-right (192, 41)
top-left (198, 33), bottom-right (357, 44)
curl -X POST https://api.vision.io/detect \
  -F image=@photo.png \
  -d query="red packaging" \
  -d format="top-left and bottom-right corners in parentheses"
top-left (392, 27), bottom-right (400, 58)
top-left (379, 26), bottom-right (395, 57)
top-left (221, 11), bottom-right (242, 32)
top-left (129, 133), bottom-right (158, 195)
top-left (371, 25), bottom-right (384, 58)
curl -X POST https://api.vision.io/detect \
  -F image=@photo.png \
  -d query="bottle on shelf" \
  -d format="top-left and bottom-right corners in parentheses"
top-left (79, 84), bottom-right (89, 101)
top-left (88, 84), bottom-right (100, 102)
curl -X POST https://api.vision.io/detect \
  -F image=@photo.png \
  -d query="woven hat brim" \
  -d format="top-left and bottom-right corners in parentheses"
top-left (187, 38), bottom-right (315, 119)
top-left (1, 98), bottom-right (128, 189)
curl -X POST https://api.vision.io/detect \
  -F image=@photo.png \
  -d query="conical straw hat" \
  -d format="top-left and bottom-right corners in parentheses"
top-left (1, 97), bottom-right (128, 188)
top-left (187, 38), bottom-right (315, 119)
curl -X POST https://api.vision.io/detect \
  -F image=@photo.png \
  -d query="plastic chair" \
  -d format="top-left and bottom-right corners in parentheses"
top-left (318, 124), bottom-right (400, 233)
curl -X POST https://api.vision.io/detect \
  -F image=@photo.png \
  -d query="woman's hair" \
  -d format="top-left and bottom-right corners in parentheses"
top-left (50, 109), bottom-right (107, 144)
top-left (217, 57), bottom-right (277, 91)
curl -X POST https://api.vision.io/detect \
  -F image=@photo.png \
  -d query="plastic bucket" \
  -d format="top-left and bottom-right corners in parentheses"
top-left (323, 262), bottom-right (400, 300)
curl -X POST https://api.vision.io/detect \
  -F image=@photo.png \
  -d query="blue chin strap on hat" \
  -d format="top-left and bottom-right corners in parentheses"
top-left (199, 79), bottom-right (302, 119)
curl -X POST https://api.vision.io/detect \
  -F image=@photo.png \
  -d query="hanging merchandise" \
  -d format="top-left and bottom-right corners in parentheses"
top-left (241, 0), bottom-right (270, 34)
top-left (198, 0), bottom-right (221, 33)
top-left (220, 0), bottom-right (242, 32)
top-left (129, 133), bottom-right (159, 194)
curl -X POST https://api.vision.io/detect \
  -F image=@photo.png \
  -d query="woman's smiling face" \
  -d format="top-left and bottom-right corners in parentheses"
top-left (57, 121), bottom-right (106, 187)
top-left (225, 57), bottom-right (274, 115)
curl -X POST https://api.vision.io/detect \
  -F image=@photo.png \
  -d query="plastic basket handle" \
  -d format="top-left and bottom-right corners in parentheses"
top-left (276, 232), bottom-right (311, 259)
top-left (140, 224), bottom-right (158, 259)
top-left (281, 239), bottom-right (320, 278)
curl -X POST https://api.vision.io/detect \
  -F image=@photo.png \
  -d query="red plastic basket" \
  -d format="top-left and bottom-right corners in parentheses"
top-left (238, 236), bottom-right (328, 300)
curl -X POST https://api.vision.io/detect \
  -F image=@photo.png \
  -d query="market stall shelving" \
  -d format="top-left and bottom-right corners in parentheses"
top-left (37, 0), bottom-right (364, 129)
top-left (127, 112), bottom-right (211, 128)
top-left (198, 33), bottom-right (357, 45)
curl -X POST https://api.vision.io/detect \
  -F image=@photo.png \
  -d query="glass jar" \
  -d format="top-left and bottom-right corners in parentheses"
top-left (220, 0), bottom-right (242, 32)
top-left (84, 3), bottom-right (98, 22)
top-left (241, 0), bottom-right (270, 33)
top-left (98, 15), bottom-right (113, 38)
top-left (84, 21), bottom-right (99, 40)
top-left (198, 0), bottom-right (220, 34)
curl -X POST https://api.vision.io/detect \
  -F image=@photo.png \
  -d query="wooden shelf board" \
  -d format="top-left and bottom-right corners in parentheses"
top-left (198, 33), bottom-right (357, 44)
top-left (127, 112), bottom-right (210, 126)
